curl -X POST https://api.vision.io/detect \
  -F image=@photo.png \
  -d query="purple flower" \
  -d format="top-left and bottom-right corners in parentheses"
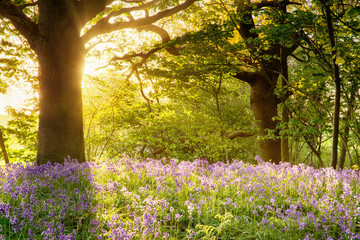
top-left (175, 213), bottom-right (182, 221)
top-left (164, 215), bottom-right (171, 221)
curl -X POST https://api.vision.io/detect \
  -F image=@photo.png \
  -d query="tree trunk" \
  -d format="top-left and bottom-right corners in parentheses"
top-left (338, 124), bottom-right (349, 169)
top-left (36, 1), bottom-right (85, 164)
top-left (251, 74), bottom-right (281, 164)
top-left (0, 129), bottom-right (9, 165)
top-left (280, 47), bottom-right (290, 163)
top-left (339, 80), bottom-right (357, 169)
top-left (323, 2), bottom-right (341, 169)
top-left (279, 0), bottom-right (290, 164)
top-left (281, 106), bottom-right (290, 163)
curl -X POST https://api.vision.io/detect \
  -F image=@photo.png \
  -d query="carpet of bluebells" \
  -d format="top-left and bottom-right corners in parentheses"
top-left (1, 156), bottom-right (360, 239)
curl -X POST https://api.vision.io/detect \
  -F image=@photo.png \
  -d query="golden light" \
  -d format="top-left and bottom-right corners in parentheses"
top-left (0, 85), bottom-right (36, 115)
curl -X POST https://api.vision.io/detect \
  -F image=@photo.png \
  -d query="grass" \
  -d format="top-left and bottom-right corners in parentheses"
top-left (0, 156), bottom-right (359, 239)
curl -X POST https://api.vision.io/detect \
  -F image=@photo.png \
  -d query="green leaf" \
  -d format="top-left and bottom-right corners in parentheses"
top-left (335, 56), bottom-right (345, 65)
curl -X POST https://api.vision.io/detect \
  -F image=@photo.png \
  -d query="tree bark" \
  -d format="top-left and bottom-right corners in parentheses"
top-left (0, 0), bottom-right (203, 164)
top-left (0, 129), bottom-right (9, 165)
top-left (280, 3), bottom-right (290, 163)
top-left (36, 1), bottom-right (85, 164)
top-left (281, 102), bottom-right (290, 162)
top-left (323, 2), bottom-right (341, 169)
top-left (250, 72), bottom-right (281, 164)
top-left (339, 80), bottom-right (357, 169)
top-left (227, 130), bottom-right (254, 139)
top-left (233, 0), bottom-right (298, 164)
top-left (338, 123), bottom-right (349, 169)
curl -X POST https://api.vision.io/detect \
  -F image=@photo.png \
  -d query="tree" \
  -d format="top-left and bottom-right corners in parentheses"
top-left (320, 0), bottom-right (342, 168)
top-left (122, 0), bottom-right (301, 163)
top-left (0, 0), bottom-right (197, 164)
top-left (82, 41), bottom-right (257, 162)
top-left (0, 128), bottom-right (9, 164)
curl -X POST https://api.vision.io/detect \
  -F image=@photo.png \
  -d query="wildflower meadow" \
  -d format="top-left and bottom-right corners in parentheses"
top-left (0, 156), bottom-right (360, 239)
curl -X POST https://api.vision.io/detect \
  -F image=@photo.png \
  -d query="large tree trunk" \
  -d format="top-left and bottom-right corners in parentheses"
top-left (251, 73), bottom-right (281, 164)
top-left (1, 0), bottom-right (197, 165)
top-left (234, 0), bottom-right (298, 164)
top-left (36, 1), bottom-right (85, 164)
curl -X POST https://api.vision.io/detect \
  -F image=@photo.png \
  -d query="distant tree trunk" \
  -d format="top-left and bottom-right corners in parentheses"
top-left (233, 0), bottom-right (298, 164)
top-left (280, 48), bottom-right (290, 163)
top-left (252, 74), bottom-right (281, 164)
top-left (338, 122), bottom-right (350, 169)
top-left (36, 1), bottom-right (85, 164)
top-left (281, 105), bottom-right (290, 163)
top-left (0, 129), bottom-right (9, 165)
top-left (322, 1), bottom-right (341, 169)
top-left (338, 84), bottom-right (356, 169)
top-left (235, 71), bottom-right (281, 163)
top-left (280, 2), bottom-right (290, 163)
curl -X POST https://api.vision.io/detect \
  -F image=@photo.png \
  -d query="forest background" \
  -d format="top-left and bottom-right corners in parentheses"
top-left (1, 0), bottom-right (360, 170)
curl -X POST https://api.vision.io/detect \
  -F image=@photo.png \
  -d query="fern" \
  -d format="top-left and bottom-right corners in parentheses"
top-left (195, 224), bottom-right (218, 239)
top-left (216, 212), bottom-right (234, 234)
top-left (195, 212), bottom-right (235, 239)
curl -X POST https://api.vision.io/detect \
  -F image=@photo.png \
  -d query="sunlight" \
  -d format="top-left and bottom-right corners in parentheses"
top-left (0, 86), bottom-right (36, 115)
top-left (83, 26), bottom-right (167, 78)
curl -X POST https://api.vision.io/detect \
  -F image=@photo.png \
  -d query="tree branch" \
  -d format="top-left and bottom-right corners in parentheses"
top-left (131, 63), bottom-right (154, 112)
top-left (137, 24), bottom-right (181, 55)
top-left (18, 1), bottom-right (38, 10)
top-left (227, 130), bottom-right (254, 139)
top-left (237, 0), bottom-right (300, 10)
top-left (96, 24), bottom-right (181, 70)
top-left (236, 0), bottom-right (286, 42)
top-left (300, 31), bottom-right (333, 71)
top-left (289, 53), bottom-right (304, 62)
top-left (77, 0), bottom-right (108, 26)
top-left (82, 0), bottom-right (197, 42)
top-left (106, 0), bottom-right (159, 19)
top-left (122, 0), bottom-right (147, 2)
top-left (232, 71), bottom-right (260, 85)
top-left (0, 0), bottom-right (39, 50)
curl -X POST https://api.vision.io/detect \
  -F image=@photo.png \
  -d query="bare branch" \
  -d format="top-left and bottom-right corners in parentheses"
top-left (81, 0), bottom-right (158, 38)
top-left (96, 24), bottom-right (182, 70)
top-left (132, 64), bottom-right (153, 112)
top-left (106, 0), bottom-right (159, 19)
top-left (82, 0), bottom-right (197, 42)
top-left (289, 53), bottom-right (304, 62)
top-left (95, 46), bottom-right (162, 70)
top-left (227, 130), bottom-right (254, 139)
top-left (116, 46), bottom-right (161, 64)
top-left (138, 24), bottom-right (181, 55)
top-left (152, 146), bottom-right (165, 157)
top-left (300, 31), bottom-right (332, 71)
